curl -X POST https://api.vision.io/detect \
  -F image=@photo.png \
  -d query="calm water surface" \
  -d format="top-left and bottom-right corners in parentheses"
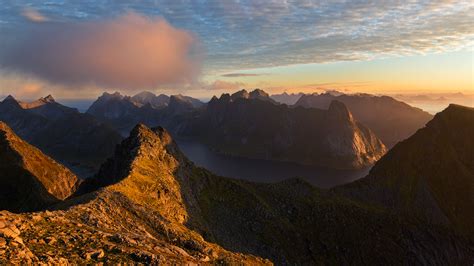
top-left (176, 139), bottom-right (371, 189)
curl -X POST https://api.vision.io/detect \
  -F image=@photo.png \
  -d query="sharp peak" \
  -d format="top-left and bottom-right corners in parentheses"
top-left (40, 94), bottom-right (55, 103)
top-left (4, 95), bottom-right (17, 101)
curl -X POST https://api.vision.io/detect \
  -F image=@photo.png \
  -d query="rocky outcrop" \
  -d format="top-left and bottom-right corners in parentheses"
top-left (295, 92), bottom-right (433, 147)
top-left (0, 122), bottom-right (79, 212)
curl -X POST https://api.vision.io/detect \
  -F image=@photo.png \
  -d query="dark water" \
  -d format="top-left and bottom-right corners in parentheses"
top-left (176, 139), bottom-right (371, 189)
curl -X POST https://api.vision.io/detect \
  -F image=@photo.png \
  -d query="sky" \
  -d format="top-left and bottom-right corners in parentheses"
top-left (0, 0), bottom-right (473, 100)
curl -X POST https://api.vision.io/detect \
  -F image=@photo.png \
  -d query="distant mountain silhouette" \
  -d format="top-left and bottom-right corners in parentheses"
top-left (295, 92), bottom-right (433, 147)
top-left (0, 95), bottom-right (122, 176)
top-left (271, 92), bottom-right (304, 105)
top-left (0, 122), bottom-right (79, 212)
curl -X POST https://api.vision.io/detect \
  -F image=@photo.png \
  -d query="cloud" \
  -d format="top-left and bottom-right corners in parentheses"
top-left (221, 73), bottom-right (268, 77)
top-left (21, 8), bottom-right (49, 22)
top-left (207, 80), bottom-right (246, 91)
top-left (0, 1), bottom-right (472, 77)
top-left (0, 12), bottom-right (201, 89)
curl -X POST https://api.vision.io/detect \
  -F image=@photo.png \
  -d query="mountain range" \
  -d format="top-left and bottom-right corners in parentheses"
top-left (179, 90), bottom-right (386, 169)
top-left (0, 104), bottom-right (473, 264)
top-left (295, 92), bottom-right (433, 147)
top-left (0, 95), bottom-right (122, 177)
top-left (270, 92), bottom-right (304, 105)
top-left (84, 89), bottom-right (387, 170)
top-left (86, 91), bottom-right (203, 136)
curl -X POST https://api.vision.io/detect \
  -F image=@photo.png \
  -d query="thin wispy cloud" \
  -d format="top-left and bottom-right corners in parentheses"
top-left (221, 73), bottom-right (269, 78)
top-left (21, 7), bottom-right (49, 22)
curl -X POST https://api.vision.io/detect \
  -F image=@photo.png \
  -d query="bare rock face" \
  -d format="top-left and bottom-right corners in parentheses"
top-left (0, 122), bottom-right (79, 212)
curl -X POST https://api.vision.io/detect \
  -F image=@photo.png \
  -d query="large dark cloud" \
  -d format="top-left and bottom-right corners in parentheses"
top-left (0, 12), bottom-right (201, 89)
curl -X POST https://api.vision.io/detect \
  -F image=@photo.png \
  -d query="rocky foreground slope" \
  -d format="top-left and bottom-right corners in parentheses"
top-left (1, 105), bottom-right (473, 264)
top-left (0, 122), bottom-right (78, 212)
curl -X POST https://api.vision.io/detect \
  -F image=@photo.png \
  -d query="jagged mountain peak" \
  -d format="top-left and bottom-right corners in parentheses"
top-left (231, 89), bottom-right (250, 100)
top-left (1, 95), bottom-right (21, 108)
top-left (3, 95), bottom-right (17, 102)
top-left (42, 94), bottom-right (55, 103)
top-left (100, 91), bottom-right (124, 100)
top-left (18, 95), bottom-right (57, 109)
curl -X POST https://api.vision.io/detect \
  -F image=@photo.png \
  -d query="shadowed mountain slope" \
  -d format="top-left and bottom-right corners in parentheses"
top-left (295, 92), bottom-right (433, 147)
top-left (0, 122), bottom-right (78, 212)
top-left (337, 104), bottom-right (474, 238)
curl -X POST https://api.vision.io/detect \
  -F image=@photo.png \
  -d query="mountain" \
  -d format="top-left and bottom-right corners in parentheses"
top-left (3, 121), bottom-right (472, 264)
top-left (295, 92), bottom-right (433, 147)
top-left (182, 92), bottom-right (386, 169)
top-left (0, 122), bottom-right (78, 212)
top-left (271, 92), bottom-right (304, 105)
top-left (0, 95), bottom-right (122, 176)
top-left (86, 92), bottom-right (203, 136)
top-left (337, 104), bottom-right (474, 238)
top-left (131, 91), bottom-right (170, 109)
top-left (231, 89), bottom-right (278, 104)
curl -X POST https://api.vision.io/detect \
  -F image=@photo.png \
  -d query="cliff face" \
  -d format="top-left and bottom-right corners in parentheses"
top-left (0, 122), bottom-right (78, 212)
top-left (337, 104), bottom-right (474, 238)
top-left (295, 93), bottom-right (433, 147)
top-left (187, 95), bottom-right (386, 169)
